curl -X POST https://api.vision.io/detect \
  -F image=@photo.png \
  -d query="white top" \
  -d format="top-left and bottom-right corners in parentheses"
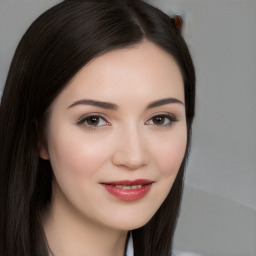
top-left (126, 232), bottom-right (134, 256)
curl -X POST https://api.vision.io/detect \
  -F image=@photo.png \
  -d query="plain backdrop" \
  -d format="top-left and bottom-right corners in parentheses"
top-left (0, 0), bottom-right (255, 255)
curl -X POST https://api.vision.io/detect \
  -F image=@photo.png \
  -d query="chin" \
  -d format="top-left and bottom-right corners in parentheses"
top-left (104, 210), bottom-right (156, 231)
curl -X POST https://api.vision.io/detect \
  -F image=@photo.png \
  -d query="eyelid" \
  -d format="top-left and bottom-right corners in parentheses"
top-left (145, 112), bottom-right (178, 126)
top-left (76, 112), bottom-right (178, 129)
top-left (76, 113), bottom-right (110, 127)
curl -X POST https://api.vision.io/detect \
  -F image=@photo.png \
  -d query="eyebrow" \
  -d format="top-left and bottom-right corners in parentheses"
top-left (146, 98), bottom-right (184, 108)
top-left (67, 97), bottom-right (184, 110)
top-left (68, 99), bottom-right (118, 110)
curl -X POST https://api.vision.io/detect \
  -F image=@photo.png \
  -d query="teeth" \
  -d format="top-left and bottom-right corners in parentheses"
top-left (114, 185), bottom-right (143, 189)
top-left (123, 185), bottom-right (131, 190)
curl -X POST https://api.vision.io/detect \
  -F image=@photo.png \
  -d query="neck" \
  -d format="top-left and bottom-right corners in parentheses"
top-left (42, 186), bottom-right (128, 256)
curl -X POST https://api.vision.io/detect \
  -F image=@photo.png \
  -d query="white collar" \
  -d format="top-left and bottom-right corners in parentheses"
top-left (126, 232), bottom-right (134, 256)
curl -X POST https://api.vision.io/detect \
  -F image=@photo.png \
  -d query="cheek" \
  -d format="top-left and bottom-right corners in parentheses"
top-left (47, 126), bottom-right (111, 180)
top-left (151, 129), bottom-right (187, 176)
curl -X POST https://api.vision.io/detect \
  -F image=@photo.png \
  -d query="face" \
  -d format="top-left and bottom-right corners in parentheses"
top-left (40, 40), bottom-right (187, 231)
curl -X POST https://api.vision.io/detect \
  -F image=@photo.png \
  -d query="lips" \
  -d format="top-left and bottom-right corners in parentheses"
top-left (101, 179), bottom-right (153, 201)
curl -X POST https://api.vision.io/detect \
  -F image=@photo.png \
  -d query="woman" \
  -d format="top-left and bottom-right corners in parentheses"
top-left (0, 0), bottom-right (195, 255)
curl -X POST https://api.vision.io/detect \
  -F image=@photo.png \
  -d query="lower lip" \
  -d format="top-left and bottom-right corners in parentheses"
top-left (102, 184), bottom-right (152, 201)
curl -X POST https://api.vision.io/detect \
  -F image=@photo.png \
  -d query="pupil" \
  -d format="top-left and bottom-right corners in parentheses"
top-left (154, 116), bottom-right (164, 124)
top-left (88, 116), bottom-right (99, 125)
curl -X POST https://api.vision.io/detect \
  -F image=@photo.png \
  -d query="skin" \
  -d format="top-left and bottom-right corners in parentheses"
top-left (40, 40), bottom-right (187, 256)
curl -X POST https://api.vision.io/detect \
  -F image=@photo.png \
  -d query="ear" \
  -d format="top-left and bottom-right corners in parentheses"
top-left (39, 140), bottom-right (49, 160)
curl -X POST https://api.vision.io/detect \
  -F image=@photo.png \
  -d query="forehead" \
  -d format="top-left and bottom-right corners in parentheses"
top-left (56, 40), bottom-right (184, 106)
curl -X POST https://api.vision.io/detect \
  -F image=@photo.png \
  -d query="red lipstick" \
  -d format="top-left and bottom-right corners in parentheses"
top-left (101, 179), bottom-right (153, 202)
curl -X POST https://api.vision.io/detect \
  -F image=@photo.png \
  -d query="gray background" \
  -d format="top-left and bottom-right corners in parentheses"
top-left (0, 0), bottom-right (255, 255)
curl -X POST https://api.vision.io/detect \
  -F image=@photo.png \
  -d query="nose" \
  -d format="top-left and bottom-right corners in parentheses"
top-left (111, 126), bottom-right (149, 170)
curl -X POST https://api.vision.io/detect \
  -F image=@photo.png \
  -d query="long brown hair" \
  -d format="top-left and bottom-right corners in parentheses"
top-left (0, 1), bottom-right (195, 255)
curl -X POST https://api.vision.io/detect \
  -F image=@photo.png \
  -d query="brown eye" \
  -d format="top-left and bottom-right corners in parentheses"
top-left (77, 115), bottom-right (109, 127)
top-left (152, 115), bottom-right (166, 125)
top-left (146, 114), bottom-right (177, 127)
top-left (87, 116), bottom-right (100, 126)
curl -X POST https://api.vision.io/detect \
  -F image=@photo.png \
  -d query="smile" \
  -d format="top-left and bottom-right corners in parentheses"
top-left (101, 179), bottom-right (153, 201)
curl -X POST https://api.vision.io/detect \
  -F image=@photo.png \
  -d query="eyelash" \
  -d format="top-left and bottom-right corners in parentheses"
top-left (77, 113), bottom-right (178, 129)
top-left (77, 114), bottom-right (110, 129)
top-left (145, 113), bottom-right (178, 127)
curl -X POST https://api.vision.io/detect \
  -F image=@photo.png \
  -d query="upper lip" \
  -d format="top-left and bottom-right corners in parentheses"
top-left (101, 179), bottom-right (153, 186)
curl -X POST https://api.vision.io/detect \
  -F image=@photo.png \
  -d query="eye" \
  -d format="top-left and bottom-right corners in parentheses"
top-left (146, 114), bottom-right (177, 126)
top-left (77, 114), bottom-right (110, 128)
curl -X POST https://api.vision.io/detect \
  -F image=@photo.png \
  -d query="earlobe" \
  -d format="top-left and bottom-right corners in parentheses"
top-left (39, 142), bottom-right (49, 160)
